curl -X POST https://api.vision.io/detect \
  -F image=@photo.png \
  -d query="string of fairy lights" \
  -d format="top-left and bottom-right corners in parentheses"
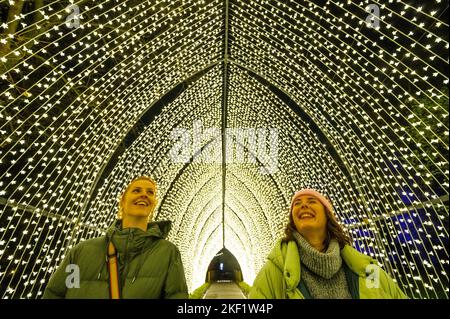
top-left (0, 0), bottom-right (448, 298)
top-left (0, 0), bottom-right (224, 297)
top-left (228, 0), bottom-right (448, 296)
top-left (83, 66), bottom-right (225, 290)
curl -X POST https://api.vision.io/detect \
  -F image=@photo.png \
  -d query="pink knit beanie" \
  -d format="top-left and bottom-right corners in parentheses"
top-left (290, 189), bottom-right (334, 214)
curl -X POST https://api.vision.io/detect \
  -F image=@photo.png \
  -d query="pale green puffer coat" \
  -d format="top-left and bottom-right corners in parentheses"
top-left (250, 239), bottom-right (408, 299)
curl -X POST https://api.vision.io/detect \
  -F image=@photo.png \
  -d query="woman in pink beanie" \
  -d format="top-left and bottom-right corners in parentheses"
top-left (283, 189), bottom-right (349, 251)
top-left (250, 189), bottom-right (407, 299)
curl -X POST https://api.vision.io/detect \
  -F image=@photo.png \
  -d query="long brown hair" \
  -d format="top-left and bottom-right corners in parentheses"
top-left (282, 200), bottom-right (352, 249)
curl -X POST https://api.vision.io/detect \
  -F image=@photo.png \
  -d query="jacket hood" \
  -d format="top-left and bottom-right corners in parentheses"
top-left (105, 219), bottom-right (172, 258)
top-left (106, 219), bottom-right (172, 240)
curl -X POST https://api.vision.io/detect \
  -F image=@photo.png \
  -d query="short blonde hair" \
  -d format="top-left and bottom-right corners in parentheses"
top-left (119, 176), bottom-right (157, 203)
top-left (128, 176), bottom-right (157, 190)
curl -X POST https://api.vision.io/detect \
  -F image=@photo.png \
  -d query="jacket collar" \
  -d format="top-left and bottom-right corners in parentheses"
top-left (105, 219), bottom-right (172, 257)
top-left (267, 239), bottom-right (300, 292)
top-left (106, 219), bottom-right (171, 239)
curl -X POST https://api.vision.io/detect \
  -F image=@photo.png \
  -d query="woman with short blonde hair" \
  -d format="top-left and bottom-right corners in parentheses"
top-left (44, 176), bottom-right (188, 299)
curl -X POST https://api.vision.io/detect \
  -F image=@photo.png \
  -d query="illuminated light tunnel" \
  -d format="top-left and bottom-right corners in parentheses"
top-left (206, 248), bottom-right (243, 282)
top-left (0, 0), bottom-right (448, 299)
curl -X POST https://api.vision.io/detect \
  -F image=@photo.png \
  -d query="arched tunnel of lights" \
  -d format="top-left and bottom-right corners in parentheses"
top-left (0, 0), bottom-right (448, 299)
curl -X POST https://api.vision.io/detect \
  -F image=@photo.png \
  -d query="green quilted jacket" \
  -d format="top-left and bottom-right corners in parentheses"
top-left (43, 220), bottom-right (188, 299)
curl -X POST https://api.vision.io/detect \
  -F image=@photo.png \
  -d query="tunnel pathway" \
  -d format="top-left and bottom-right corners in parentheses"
top-left (203, 281), bottom-right (247, 299)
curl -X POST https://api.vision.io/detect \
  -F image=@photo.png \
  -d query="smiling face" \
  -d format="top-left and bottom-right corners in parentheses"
top-left (120, 179), bottom-right (157, 222)
top-left (291, 195), bottom-right (328, 238)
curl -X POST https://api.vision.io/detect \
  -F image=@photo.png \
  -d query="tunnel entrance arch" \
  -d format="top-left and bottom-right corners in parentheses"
top-left (205, 248), bottom-right (243, 283)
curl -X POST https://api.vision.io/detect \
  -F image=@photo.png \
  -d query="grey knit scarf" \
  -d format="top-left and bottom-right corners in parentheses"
top-left (292, 230), bottom-right (352, 299)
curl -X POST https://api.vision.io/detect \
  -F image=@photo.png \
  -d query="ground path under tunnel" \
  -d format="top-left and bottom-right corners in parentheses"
top-left (203, 281), bottom-right (247, 299)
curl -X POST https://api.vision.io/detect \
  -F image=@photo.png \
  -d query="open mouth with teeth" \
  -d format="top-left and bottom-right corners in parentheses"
top-left (134, 201), bottom-right (149, 207)
top-left (298, 212), bottom-right (315, 219)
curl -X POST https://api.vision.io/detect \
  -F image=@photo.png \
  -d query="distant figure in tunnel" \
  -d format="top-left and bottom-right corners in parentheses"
top-left (250, 189), bottom-right (407, 299)
top-left (43, 176), bottom-right (188, 299)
